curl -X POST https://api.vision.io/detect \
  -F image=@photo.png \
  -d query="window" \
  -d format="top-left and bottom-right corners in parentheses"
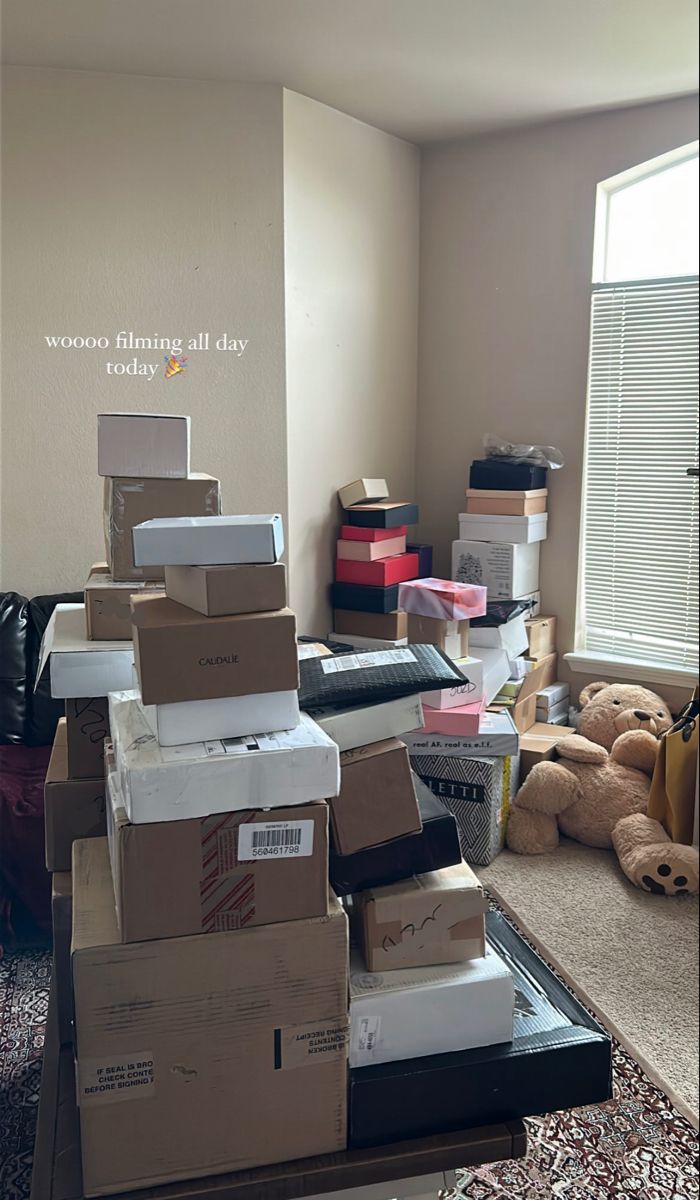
top-left (573, 145), bottom-right (699, 685)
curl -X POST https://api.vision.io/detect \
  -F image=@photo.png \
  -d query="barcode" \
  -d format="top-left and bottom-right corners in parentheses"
top-left (252, 827), bottom-right (302, 849)
top-left (238, 819), bottom-right (314, 861)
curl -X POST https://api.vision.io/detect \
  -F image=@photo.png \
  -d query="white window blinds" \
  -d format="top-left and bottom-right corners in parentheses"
top-left (580, 276), bottom-right (699, 671)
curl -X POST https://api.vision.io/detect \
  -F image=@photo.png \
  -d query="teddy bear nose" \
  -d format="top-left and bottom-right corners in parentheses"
top-left (634, 710), bottom-right (651, 721)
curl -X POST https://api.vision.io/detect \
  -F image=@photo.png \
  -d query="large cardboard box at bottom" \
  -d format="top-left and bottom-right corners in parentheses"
top-left (44, 720), bottom-right (106, 871)
top-left (71, 838), bottom-right (349, 1197)
top-left (411, 752), bottom-right (519, 866)
top-left (51, 872), bottom-right (72, 1045)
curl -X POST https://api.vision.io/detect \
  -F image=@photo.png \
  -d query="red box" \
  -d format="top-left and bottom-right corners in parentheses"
top-left (421, 699), bottom-right (486, 737)
top-left (335, 553), bottom-right (420, 587)
top-left (340, 525), bottom-right (408, 543)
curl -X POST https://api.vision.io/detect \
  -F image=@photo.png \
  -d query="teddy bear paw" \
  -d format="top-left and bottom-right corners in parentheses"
top-left (638, 854), bottom-right (698, 896)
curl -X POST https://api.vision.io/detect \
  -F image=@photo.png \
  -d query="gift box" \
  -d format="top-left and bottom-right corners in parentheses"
top-left (458, 513), bottom-right (548, 544)
top-left (452, 540), bottom-right (540, 601)
top-left (469, 459), bottom-right (548, 490)
top-left (338, 478), bottom-right (390, 508)
top-left (345, 502), bottom-right (419, 529)
top-left (407, 543), bottom-right (433, 578)
top-left (336, 535), bottom-right (406, 562)
top-left (465, 488), bottom-right (548, 516)
top-left (421, 700), bottom-right (485, 738)
top-left (132, 513), bottom-right (284, 567)
top-left (339, 525), bottom-right (408, 543)
top-left (411, 751), bottom-right (518, 866)
top-left (398, 578), bottom-right (487, 622)
top-left (336, 553), bottom-right (419, 587)
top-left (332, 582), bottom-right (400, 613)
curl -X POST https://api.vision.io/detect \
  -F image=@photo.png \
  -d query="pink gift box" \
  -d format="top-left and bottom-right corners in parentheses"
top-left (398, 578), bottom-right (488, 621)
top-left (420, 698), bottom-right (486, 737)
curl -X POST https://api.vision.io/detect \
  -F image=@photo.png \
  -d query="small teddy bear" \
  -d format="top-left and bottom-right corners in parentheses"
top-left (507, 681), bottom-right (698, 896)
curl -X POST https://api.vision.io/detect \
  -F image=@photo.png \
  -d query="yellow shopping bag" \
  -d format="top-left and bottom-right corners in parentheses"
top-left (648, 687), bottom-right (699, 845)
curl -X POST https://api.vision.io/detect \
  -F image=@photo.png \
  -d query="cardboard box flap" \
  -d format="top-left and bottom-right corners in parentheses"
top-left (515, 652), bottom-right (558, 703)
top-left (35, 604), bottom-right (132, 690)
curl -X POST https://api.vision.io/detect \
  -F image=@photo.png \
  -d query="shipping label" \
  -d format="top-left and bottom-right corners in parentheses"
top-left (276, 1018), bottom-right (349, 1069)
top-left (78, 1052), bottom-right (155, 1106)
top-left (238, 819), bottom-right (314, 861)
top-left (320, 649), bottom-right (416, 674)
top-left (351, 1016), bottom-right (381, 1058)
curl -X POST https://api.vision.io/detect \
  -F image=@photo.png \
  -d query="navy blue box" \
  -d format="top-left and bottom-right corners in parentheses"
top-left (469, 459), bottom-right (547, 490)
top-left (332, 582), bottom-right (400, 613)
top-left (407, 543), bottom-right (433, 578)
top-left (346, 503), bottom-right (419, 529)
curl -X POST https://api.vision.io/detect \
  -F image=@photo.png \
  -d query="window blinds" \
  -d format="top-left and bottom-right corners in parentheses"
top-left (580, 276), bottom-right (699, 671)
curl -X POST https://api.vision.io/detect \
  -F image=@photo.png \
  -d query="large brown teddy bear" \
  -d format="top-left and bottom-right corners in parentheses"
top-left (507, 681), bottom-right (699, 895)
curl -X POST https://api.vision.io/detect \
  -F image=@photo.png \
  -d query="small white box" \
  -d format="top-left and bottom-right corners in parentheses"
top-left (458, 513), bottom-right (548, 544)
top-left (97, 413), bottom-right (190, 479)
top-left (536, 681), bottom-right (570, 708)
top-left (404, 710), bottom-right (519, 759)
top-left (329, 633), bottom-right (408, 651)
top-left (421, 656), bottom-right (485, 710)
top-left (139, 688), bottom-right (301, 747)
top-left (338, 478), bottom-right (389, 508)
top-left (349, 943), bottom-right (513, 1067)
top-left (35, 604), bottom-right (134, 699)
top-left (109, 693), bottom-right (339, 824)
top-left (536, 697), bottom-right (570, 723)
top-left (470, 613), bottom-right (529, 658)
top-left (132, 514), bottom-right (284, 567)
top-left (307, 694), bottom-right (424, 754)
top-left (452, 540), bottom-right (540, 600)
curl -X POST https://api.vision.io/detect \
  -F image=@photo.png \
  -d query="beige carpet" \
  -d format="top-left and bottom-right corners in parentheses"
top-left (479, 840), bottom-right (699, 1122)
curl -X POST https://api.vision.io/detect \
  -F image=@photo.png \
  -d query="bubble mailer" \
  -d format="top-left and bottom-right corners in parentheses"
top-left (298, 644), bottom-right (466, 711)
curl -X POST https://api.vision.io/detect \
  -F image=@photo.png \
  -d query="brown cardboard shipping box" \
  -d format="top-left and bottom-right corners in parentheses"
top-left (489, 652), bottom-right (558, 734)
top-left (44, 721), bottom-right (106, 871)
top-left (131, 595), bottom-right (299, 705)
top-left (356, 861), bottom-right (488, 971)
top-left (519, 721), bottom-right (577, 780)
top-left (525, 615), bottom-right (557, 659)
top-left (65, 697), bottom-right (109, 779)
top-left (103, 473), bottom-right (221, 582)
top-left (52, 872), bottom-right (73, 1045)
top-left (164, 561), bottom-right (287, 617)
top-left (106, 773), bottom-right (329, 941)
top-left (332, 738), bottom-right (422, 856)
top-left (333, 608), bottom-right (407, 640)
top-left (406, 613), bottom-right (469, 658)
top-left (72, 838), bottom-right (349, 1197)
top-left (84, 566), bottom-right (164, 640)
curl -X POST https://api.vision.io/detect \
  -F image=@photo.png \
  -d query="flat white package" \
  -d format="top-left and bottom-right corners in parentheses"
top-left (458, 512), bottom-right (548, 544)
top-left (536, 697), bottom-right (569, 723)
top-left (139, 688), bottom-right (301, 747)
top-left (536, 681), bottom-right (570, 708)
top-left (403, 710), bottom-right (519, 759)
top-left (35, 604), bottom-right (134, 699)
top-left (329, 633), bottom-right (408, 650)
top-left (132, 514), bottom-right (284, 567)
top-left (307, 694), bottom-right (424, 753)
top-left (97, 412), bottom-right (191, 479)
top-left (452, 540), bottom-right (540, 600)
top-left (470, 613), bottom-right (529, 658)
top-left (108, 692), bottom-right (339, 824)
top-left (349, 944), bottom-right (513, 1067)
top-left (421, 656), bottom-right (485, 710)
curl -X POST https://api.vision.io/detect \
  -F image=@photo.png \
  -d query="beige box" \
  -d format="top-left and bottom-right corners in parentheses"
top-left (103, 473), bottom-right (221, 582)
top-left (332, 738), bottom-right (422, 856)
top-left (164, 562), bottom-right (287, 617)
top-left (407, 613), bottom-right (469, 659)
top-left (85, 566), bottom-right (164, 640)
top-left (52, 871), bottom-right (73, 1045)
top-left (333, 609), bottom-right (407, 640)
top-left (525, 615), bottom-right (557, 659)
top-left (356, 861), bottom-right (488, 971)
top-left (44, 721), bottom-right (106, 871)
top-left (65, 697), bottom-right (109, 780)
top-left (519, 721), bottom-right (577, 779)
top-left (465, 488), bottom-right (548, 516)
top-left (338, 478), bottom-right (389, 508)
top-left (336, 535), bottom-right (406, 562)
top-left (72, 838), bottom-right (349, 1197)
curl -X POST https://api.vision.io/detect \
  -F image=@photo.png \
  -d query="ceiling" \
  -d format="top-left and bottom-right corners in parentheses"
top-left (2, 0), bottom-right (698, 143)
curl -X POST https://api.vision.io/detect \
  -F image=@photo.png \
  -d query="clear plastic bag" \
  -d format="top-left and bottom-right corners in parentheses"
top-left (484, 433), bottom-right (565, 469)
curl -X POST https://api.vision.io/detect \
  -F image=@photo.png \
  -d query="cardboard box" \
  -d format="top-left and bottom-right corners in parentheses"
top-left (411, 752), bottom-right (519, 866)
top-left (44, 721), bottom-right (106, 871)
top-left (333, 609), bottom-right (407, 640)
top-left (421, 656), bottom-right (485, 710)
top-left (332, 739), bottom-right (422, 856)
top-left (131, 595), bottom-right (298, 705)
top-left (349, 942), bottom-right (513, 1068)
top-left (164, 562), bottom-right (286, 616)
top-left (338, 478), bottom-right (390, 508)
top-left (452, 540), bottom-right (541, 600)
top-left (36, 604), bottom-right (134, 700)
top-left (335, 553), bottom-right (419, 587)
top-left (109, 693), bottom-right (340, 824)
top-left (469, 459), bottom-right (548, 490)
top-left (398, 578), bottom-right (487, 621)
top-left (65, 697), bottom-right (109, 779)
top-left (71, 837), bottom-right (349, 1196)
top-left (106, 773), bottom-right (329, 941)
top-left (519, 722), bottom-right (577, 779)
top-left (356, 862), bottom-right (487, 972)
top-left (421, 700), bottom-right (485, 738)
top-left (344, 501), bottom-right (419, 529)
top-left (140, 688), bottom-right (301, 747)
top-left (332, 582), bottom-right (399, 613)
top-left (307, 694), bottom-right (424, 753)
top-left (339, 524), bottom-right (408, 543)
top-left (104, 473), bottom-right (221, 582)
top-left (465, 488), bottom-right (548, 516)
top-left (133, 513), bottom-right (284, 568)
top-left (458, 513), bottom-right (548, 544)
top-left (336, 535), bottom-right (406, 562)
top-left (84, 568), bottom-right (164, 641)
top-left (496, 652), bottom-right (557, 734)
top-left (526, 615), bottom-right (557, 658)
top-left (407, 543), bottom-right (433, 577)
top-left (52, 872), bottom-right (73, 1045)
top-left (406, 614), bottom-right (469, 659)
top-left (297, 641), bottom-right (334, 660)
top-left (405, 710), bottom-right (519, 759)
top-left (470, 612), bottom-right (529, 658)
top-left (97, 412), bottom-right (190, 479)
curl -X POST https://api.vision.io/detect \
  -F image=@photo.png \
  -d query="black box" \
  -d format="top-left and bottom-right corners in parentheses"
top-left (345, 502), bottom-right (419, 529)
top-left (349, 910), bottom-right (612, 1146)
top-left (469, 459), bottom-right (547, 491)
top-left (407, 543), bottom-right (433, 578)
top-left (331, 582), bottom-right (400, 613)
top-left (330, 775), bottom-right (462, 896)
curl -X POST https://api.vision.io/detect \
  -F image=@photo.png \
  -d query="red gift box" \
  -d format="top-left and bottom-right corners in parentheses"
top-left (340, 524), bottom-right (409, 543)
top-left (335, 553), bottom-right (420, 587)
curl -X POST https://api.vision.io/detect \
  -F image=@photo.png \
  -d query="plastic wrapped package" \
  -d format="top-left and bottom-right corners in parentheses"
top-left (103, 473), bottom-right (221, 582)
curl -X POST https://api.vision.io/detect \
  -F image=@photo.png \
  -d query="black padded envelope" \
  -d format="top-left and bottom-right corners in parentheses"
top-left (299, 644), bottom-right (465, 711)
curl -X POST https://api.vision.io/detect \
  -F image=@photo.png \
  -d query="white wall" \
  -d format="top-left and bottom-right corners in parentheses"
top-left (1, 68), bottom-right (287, 597)
top-left (417, 95), bottom-right (699, 708)
top-left (284, 91), bottom-right (420, 635)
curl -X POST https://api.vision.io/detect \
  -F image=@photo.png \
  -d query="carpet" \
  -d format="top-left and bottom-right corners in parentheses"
top-left (1, 915), bottom-right (698, 1200)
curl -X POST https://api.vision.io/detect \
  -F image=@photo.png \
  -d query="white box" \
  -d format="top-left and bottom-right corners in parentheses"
top-left (349, 943), bottom-right (513, 1067)
top-left (307, 694), bottom-right (424, 754)
top-left (536, 697), bottom-right (569, 723)
top-left (536, 681), bottom-right (570, 708)
top-left (338, 478), bottom-right (390, 508)
top-left (132, 514), bottom-right (284, 567)
top-left (403, 710), bottom-right (519, 759)
top-left (452, 540), bottom-right (540, 600)
top-left (421, 656), bottom-right (485, 710)
top-left (470, 613), bottom-right (529, 658)
top-left (458, 513), bottom-right (548, 544)
top-left (109, 692), bottom-right (339, 824)
top-left (468, 648), bottom-right (511, 706)
top-left (139, 688), bottom-right (301, 748)
top-left (329, 633), bottom-right (408, 651)
top-left (508, 656), bottom-right (534, 680)
top-left (35, 604), bottom-right (134, 699)
top-left (97, 413), bottom-right (190, 479)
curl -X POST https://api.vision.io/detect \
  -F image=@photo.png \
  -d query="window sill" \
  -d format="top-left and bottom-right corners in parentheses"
top-left (564, 651), bottom-right (698, 691)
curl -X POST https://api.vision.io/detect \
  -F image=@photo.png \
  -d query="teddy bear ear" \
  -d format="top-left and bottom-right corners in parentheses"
top-left (579, 681), bottom-right (609, 706)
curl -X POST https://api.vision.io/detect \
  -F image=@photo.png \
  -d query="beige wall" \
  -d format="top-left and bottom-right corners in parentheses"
top-left (284, 91), bottom-right (420, 635)
top-left (1, 67), bottom-right (287, 597)
top-left (417, 95), bottom-right (699, 709)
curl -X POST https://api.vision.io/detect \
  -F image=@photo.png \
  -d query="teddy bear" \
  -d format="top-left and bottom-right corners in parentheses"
top-left (506, 681), bottom-right (699, 896)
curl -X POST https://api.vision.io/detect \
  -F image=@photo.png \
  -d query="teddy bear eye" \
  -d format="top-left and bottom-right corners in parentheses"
top-left (657, 711), bottom-right (664, 717)
top-left (613, 700), bottom-right (621, 706)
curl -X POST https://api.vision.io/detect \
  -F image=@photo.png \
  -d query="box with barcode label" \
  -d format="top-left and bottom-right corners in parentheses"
top-left (106, 771), bottom-right (329, 941)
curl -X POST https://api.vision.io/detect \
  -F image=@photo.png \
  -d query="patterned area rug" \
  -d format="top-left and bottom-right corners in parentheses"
top-left (1, 919), bottom-right (698, 1200)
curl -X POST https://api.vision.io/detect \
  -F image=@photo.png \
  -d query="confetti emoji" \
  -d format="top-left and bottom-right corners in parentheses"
top-left (164, 353), bottom-right (188, 379)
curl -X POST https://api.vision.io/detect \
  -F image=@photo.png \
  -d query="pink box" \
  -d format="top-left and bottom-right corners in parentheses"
top-left (421, 699), bottom-right (486, 737)
top-left (398, 578), bottom-right (487, 621)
